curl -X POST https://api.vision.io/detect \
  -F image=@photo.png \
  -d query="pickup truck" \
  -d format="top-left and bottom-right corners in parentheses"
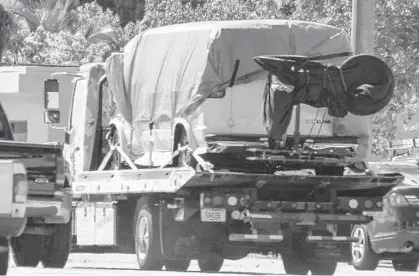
top-left (0, 103), bottom-right (72, 269)
top-left (0, 159), bottom-right (28, 275)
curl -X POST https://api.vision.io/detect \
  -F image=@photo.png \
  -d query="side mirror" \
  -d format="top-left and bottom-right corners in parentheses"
top-left (44, 110), bottom-right (61, 124)
top-left (44, 79), bottom-right (60, 110)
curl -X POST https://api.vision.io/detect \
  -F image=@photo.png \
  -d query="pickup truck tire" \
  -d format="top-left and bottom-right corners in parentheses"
top-left (197, 253), bottom-right (224, 272)
top-left (11, 234), bottom-right (44, 267)
top-left (134, 200), bottom-right (164, 271)
top-left (392, 260), bottom-right (419, 271)
top-left (164, 260), bottom-right (190, 271)
top-left (40, 220), bottom-right (72, 268)
top-left (0, 237), bottom-right (9, 275)
top-left (351, 225), bottom-right (379, 271)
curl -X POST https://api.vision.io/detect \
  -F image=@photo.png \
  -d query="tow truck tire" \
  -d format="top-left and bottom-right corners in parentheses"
top-left (164, 260), bottom-right (190, 271)
top-left (392, 260), bottom-right (419, 271)
top-left (0, 237), bottom-right (9, 275)
top-left (198, 253), bottom-right (224, 272)
top-left (11, 234), bottom-right (44, 267)
top-left (134, 200), bottom-right (164, 271)
top-left (40, 220), bottom-right (72, 268)
top-left (309, 260), bottom-right (338, 275)
top-left (351, 225), bottom-right (379, 271)
top-left (281, 252), bottom-right (309, 275)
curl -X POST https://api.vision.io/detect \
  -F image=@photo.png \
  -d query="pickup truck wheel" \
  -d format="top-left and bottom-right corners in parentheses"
top-left (134, 202), bottom-right (164, 270)
top-left (40, 219), bottom-right (72, 268)
top-left (309, 259), bottom-right (338, 275)
top-left (198, 253), bottom-right (224, 272)
top-left (11, 234), bottom-right (44, 267)
top-left (0, 237), bottom-right (9, 275)
top-left (165, 259), bottom-right (190, 271)
top-left (351, 225), bottom-right (379, 271)
top-left (392, 259), bottom-right (418, 271)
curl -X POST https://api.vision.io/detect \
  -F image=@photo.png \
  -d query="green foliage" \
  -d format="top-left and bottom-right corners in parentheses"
top-left (140, 0), bottom-right (285, 31)
top-left (1, 0), bottom-right (79, 32)
top-left (1, 1), bottom-right (138, 65)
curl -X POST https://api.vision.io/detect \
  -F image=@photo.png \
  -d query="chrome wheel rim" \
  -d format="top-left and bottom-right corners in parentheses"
top-left (137, 216), bottom-right (150, 260)
top-left (351, 227), bottom-right (365, 264)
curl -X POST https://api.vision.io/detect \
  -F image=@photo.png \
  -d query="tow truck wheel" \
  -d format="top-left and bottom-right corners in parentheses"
top-left (351, 225), bottom-right (379, 271)
top-left (309, 259), bottom-right (338, 275)
top-left (164, 259), bottom-right (190, 271)
top-left (281, 251), bottom-right (309, 275)
top-left (134, 200), bottom-right (164, 271)
top-left (40, 219), bottom-right (72, 268)
top-left (392, 259), bottom-right (419, 271)
top-left (198, 253), bottom-right (224, 272)
top-left (11, 234), bottom-right (44, 267)
top-left (0, 237), bottom-right (9, 275)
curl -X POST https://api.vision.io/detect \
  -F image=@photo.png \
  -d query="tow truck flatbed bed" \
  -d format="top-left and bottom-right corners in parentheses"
top-left (72, 167), bottom-right (404, 196)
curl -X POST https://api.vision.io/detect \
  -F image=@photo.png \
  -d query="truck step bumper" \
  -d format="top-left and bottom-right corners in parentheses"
top-left (228, 233), bottom-right (357, 243)
top-left (229, 234), bottom-right (284, 242)
top-left (26, 189), bottom-right (72, 224)
top-left (26, 200), bottom-right (62, 217)
top-left (306, 235), bottom-right (358, 243)
top-left (0, 217), bottom-right (26, 237)
top-left (247, 211), bottom-right (372, 225)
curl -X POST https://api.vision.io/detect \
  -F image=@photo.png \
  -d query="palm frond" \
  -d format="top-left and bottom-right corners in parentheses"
top-left (1, 0), bottom-right (80, 32)
top-left (1, 0), bottom-right (40, 31)
top-left (85, 24), bottom-right (120, 48)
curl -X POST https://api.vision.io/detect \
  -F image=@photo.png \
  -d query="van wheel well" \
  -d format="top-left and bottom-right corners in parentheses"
top-left (173, 124), bottom-right (185, 151)
top-left (172, 124), bottom-right (194, 168)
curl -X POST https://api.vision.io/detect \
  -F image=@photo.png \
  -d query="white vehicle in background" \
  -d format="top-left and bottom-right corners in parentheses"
top-left (0, 160), bottom-right (28, 275)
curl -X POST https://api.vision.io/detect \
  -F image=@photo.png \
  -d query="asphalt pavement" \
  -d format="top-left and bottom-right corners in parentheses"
top-left (6, 253), bottom-right (415, 276)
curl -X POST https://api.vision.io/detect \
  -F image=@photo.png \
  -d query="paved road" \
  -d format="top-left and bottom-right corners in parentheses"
top-left (6, 253), bottom-right (415, 275)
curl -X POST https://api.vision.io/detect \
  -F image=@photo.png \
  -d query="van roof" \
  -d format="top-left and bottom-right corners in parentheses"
top-left (143, 19), bottom-right (342, 35)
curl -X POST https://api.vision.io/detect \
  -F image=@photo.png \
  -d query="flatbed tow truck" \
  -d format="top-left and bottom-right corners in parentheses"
top-left (43, 20), bottom-right (403, 275)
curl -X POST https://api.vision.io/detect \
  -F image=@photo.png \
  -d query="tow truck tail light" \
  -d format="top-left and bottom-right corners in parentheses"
top-left (339, 197), bottom-right (383, 212)
top-left (13, 164), bottom-right (28, 204)
top-left (200, 193), bottom-right (250, 208)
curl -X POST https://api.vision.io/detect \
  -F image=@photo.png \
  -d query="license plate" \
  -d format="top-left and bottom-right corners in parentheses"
top-left (201, 208), bottom-right (226, 222)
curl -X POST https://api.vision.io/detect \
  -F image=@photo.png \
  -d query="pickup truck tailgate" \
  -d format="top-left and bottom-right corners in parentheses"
top-left (0, 141), bottom-right (62, 196)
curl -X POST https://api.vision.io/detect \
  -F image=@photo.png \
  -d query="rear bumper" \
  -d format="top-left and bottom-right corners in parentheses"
top-left (0, 202), bottom-right (27, 237)
top-left (0, 217), bottom-right (26, 237)
top-left (26, 188), bottom-right (72, 224)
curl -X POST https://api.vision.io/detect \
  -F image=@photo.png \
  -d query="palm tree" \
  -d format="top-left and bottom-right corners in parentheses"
top-left (1, 0), bottom-right (79, 33)
top-left (0, 0), bottom-right (121, 62)
top-left (0, 3), bottom-right (17, 61)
